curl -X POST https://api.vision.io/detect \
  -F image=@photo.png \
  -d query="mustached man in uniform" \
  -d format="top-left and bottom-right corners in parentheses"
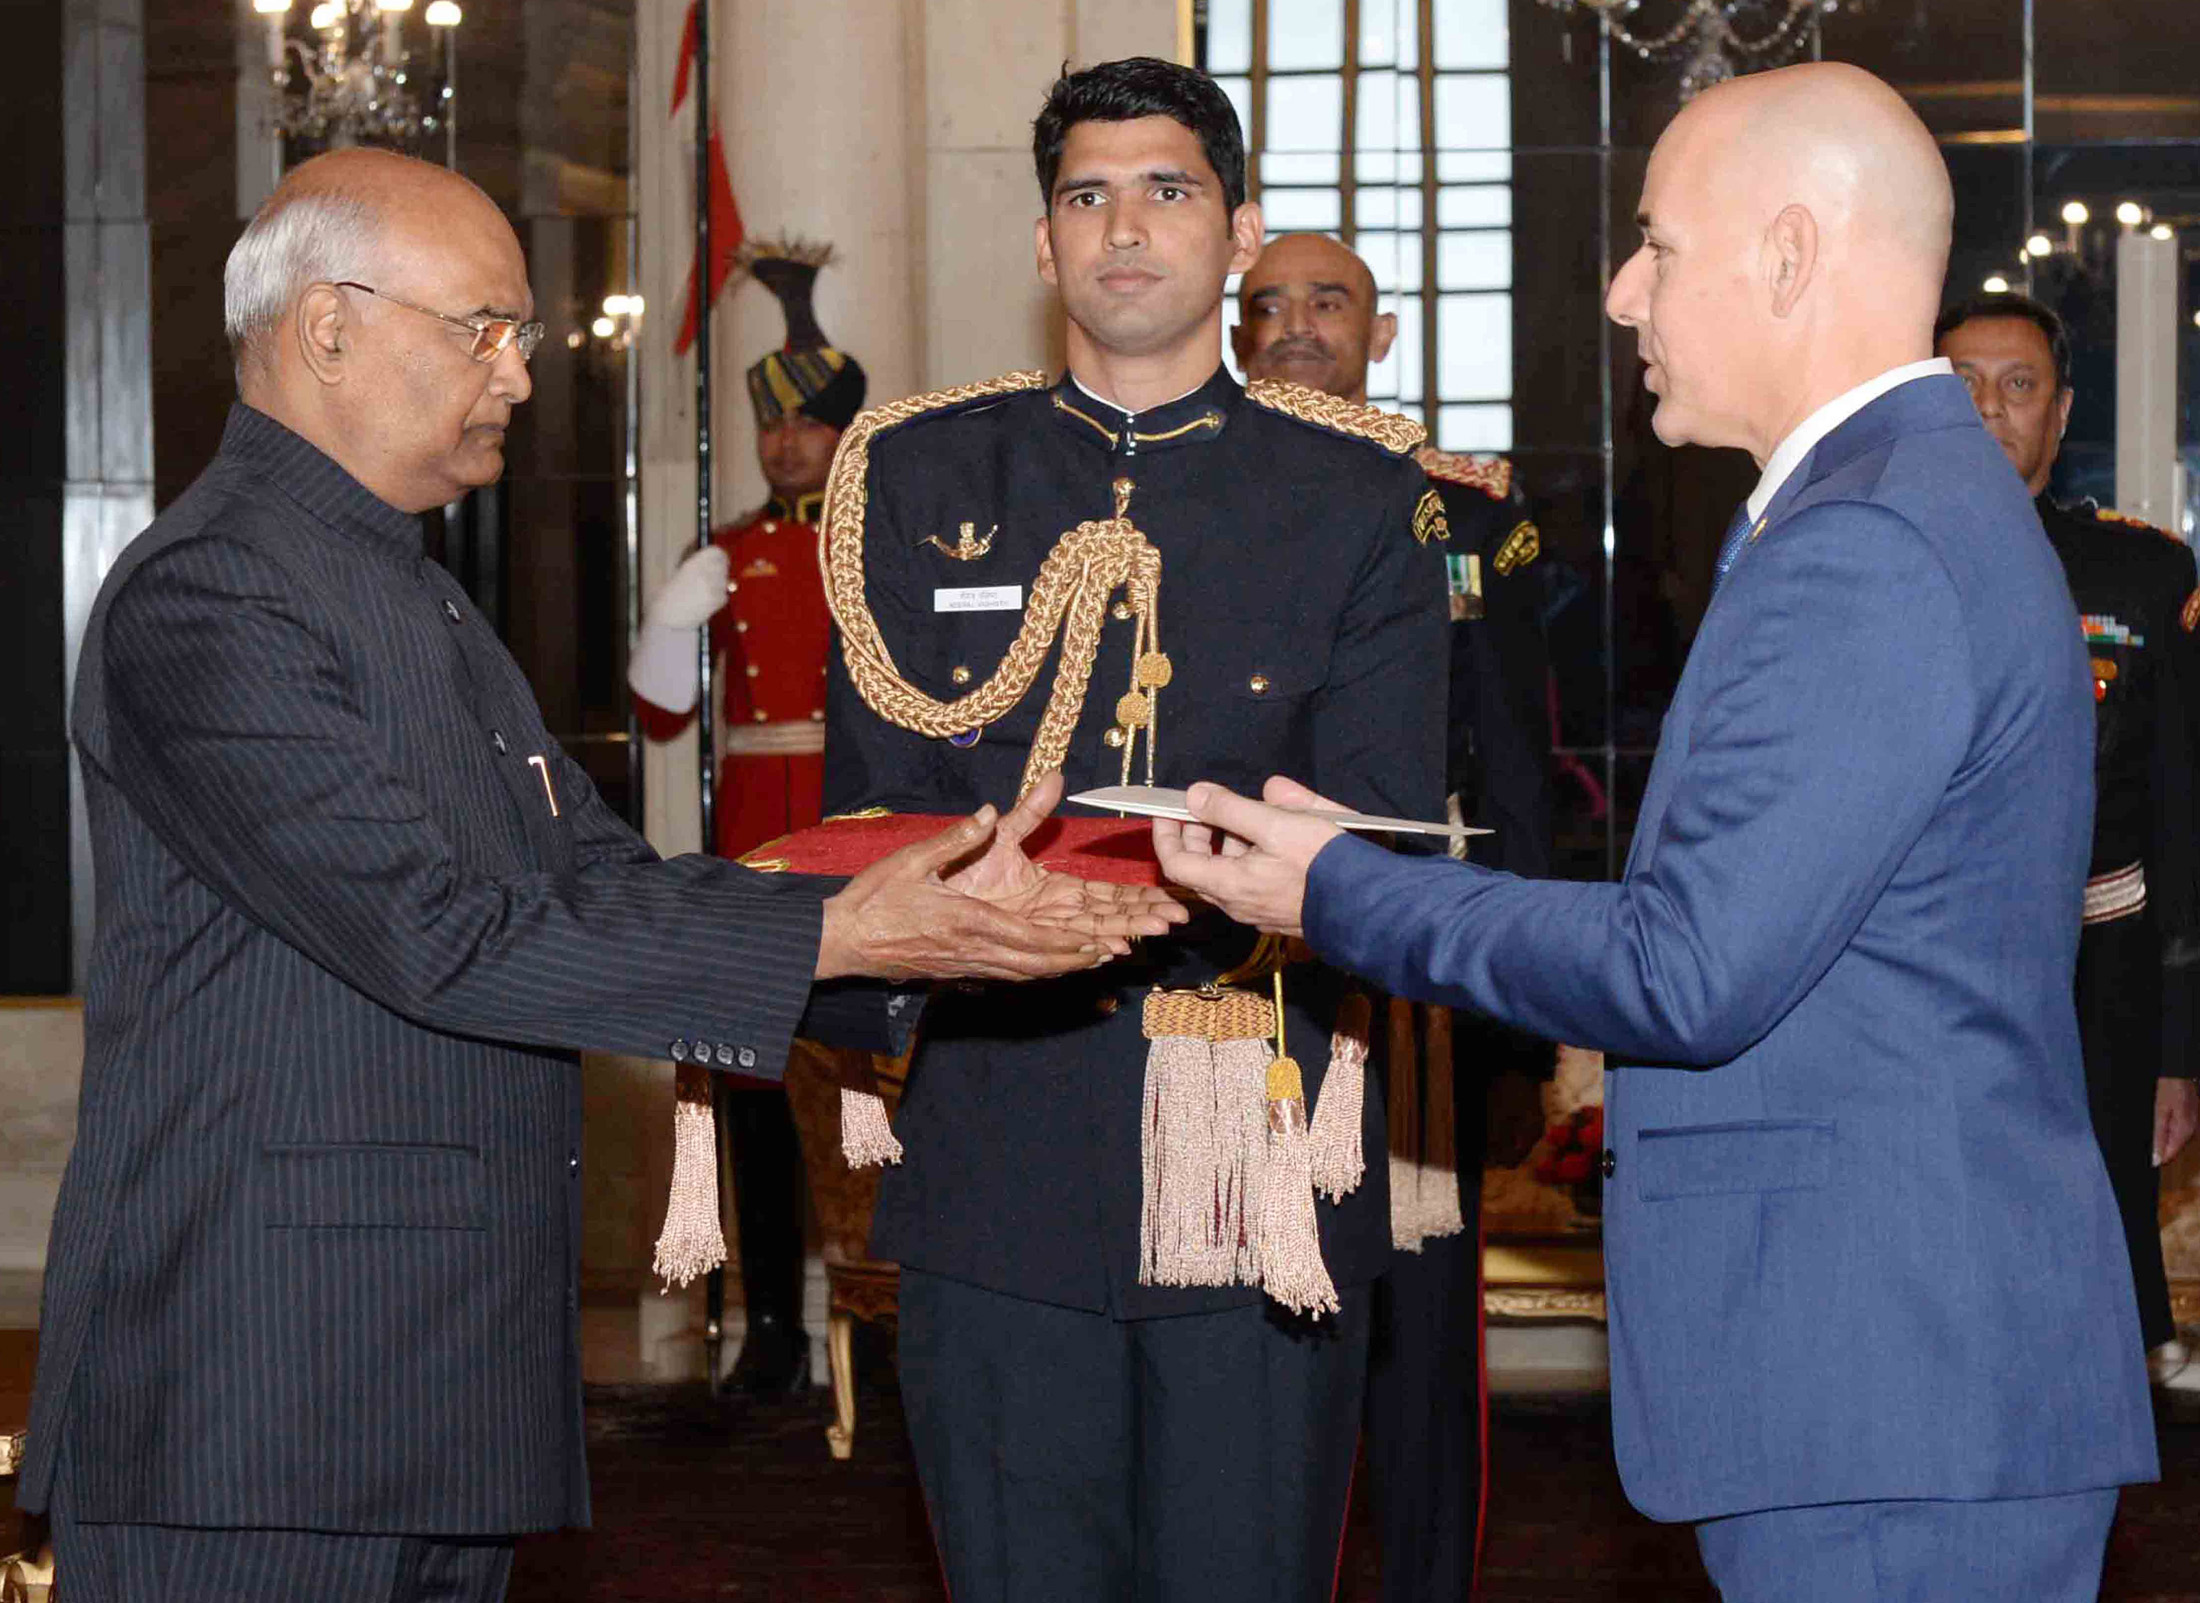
top-left (1938, 291), bottom-right (2200, 1367)
top-left (819, 58), bottom-right (1448, 1603)
top-left (627, 244), bottom-right (868, 1396)
top-left (1232, 231), bottom-right (1553, 1603)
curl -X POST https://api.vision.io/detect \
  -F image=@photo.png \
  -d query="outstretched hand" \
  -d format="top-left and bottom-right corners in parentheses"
top-left (816, 773), bottom-right (1187, 983)
top-left (1150, 775), bottom-right (1346, 938)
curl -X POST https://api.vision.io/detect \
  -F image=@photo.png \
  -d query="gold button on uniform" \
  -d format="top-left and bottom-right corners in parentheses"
top-left (1103, 726), bottom-right (1128, 749)
top-left (1095, 995), bottom-right (1120, 1017)
top-left (735, 619), bottom-right (749, 633)
top-left (810, 709), bottom-right (825, 721)
top-left (745, 665), bottom-right (759, 678)
top-left (753, 710), bottom-right (769, 723)
top-left (1110, 601), bottom-right (1133, 622)
top-left (951, 665), bottom-right (972, 685)
top-left (1248, 674), bottom-right (1270, 695)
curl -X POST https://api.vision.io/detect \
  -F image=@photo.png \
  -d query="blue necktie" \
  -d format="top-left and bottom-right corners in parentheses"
top-left (1712, 503), bottom-right (1756, 596)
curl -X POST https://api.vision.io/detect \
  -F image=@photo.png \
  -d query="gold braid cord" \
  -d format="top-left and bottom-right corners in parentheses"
top-left (821, 370), bottom-right (1171, 800)
top-left (1416, 444), bottom-right (1512, 501)
top-left (1245, 378), bottom-right (1427, 456)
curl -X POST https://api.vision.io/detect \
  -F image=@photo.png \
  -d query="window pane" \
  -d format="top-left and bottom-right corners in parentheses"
top-left (1356, 70), bottom-right (1419, 154)
top-left (1261, 188), bottom-right (1344, 231)
top-left (1438, 184), bottom-right (1511, 227)
top-left (1437, 403), bottom-right (1514, 451)
top-left (1439, 150), bottom-right (1512, 183)
top-left (1267, 76), bottom-right (1345, 152)
top-left (1357, 148), bottom-right (1398, 185)
top-left (1269, 0), bottom-right (1344, 71)
top-left (1354, 187), bottom-right (1424, 231)
top-left (1435, 73), bottom-right (1510, 152)
top-left (1354, 229), bottom-right (1418, 293)
top-left (1263, 151), bottom-right (1341, 185)
top-left (1216, 76), bottom-right (1254, 148)
top-left (1438, 291), bottom-right (1511, 400)
top-left (1393, 294), bottom-right (1425, 403)
top-left (1358, 0), bottom-right (1407, 67)
top-left (1205, 0), bottom-right (1253, 75)
top-left (1439, 230), bottom-right (1511, 291)
top-left (1434, 0), bottom-right (1509, 71)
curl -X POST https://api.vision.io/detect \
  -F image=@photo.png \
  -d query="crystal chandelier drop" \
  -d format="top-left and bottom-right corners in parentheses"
top-left (1536, 0), bottom-right (1843, 100)
top-left (252, 0), bottom-right (462, 154)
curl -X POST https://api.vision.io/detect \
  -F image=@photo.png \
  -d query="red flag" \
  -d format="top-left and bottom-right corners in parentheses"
top-left (670, 0), bottom-right (698, 115)
top-left (673, 122), bottom-right (744, 357)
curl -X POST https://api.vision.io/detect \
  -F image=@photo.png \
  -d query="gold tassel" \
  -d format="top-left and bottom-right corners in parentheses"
top-left (1308, 992), bottom-right (1370, 1201)
top-left (840, 1087), bottom-right (904, 1168)
top-left (1139, 989), bottom-right (1271, 1288)
top-left (652, 1060), bottom-right (726, 1290)
top-left (1253, 972), bottom-right (1341, 1318)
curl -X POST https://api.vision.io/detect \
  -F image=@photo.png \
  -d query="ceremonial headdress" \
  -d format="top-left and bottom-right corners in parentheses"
top-left (742, 238), bottom-right (867, 431)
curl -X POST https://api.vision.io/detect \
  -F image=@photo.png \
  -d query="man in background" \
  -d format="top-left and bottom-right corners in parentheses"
top-left (1233, 231), bottom-right (1553, 1603)
top-left (1938, 290), bottom-right (2200, 1366)
top-left (629, 242), bottom-right (869, 1399)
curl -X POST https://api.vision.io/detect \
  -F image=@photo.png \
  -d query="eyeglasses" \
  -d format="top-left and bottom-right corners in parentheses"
top-left (333, 281), bottom-right (546, 364)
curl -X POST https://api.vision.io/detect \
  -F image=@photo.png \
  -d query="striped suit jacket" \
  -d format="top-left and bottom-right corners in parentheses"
top-left (23, 405), bottom-right (896, 1533)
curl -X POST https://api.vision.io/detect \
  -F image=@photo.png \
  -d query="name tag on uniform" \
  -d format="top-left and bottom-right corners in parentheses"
top-left (935, 585), bottom-right (1022, 613)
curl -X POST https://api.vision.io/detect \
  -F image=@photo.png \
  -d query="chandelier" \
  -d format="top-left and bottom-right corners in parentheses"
top-left (1536, 0), bottom-right (1844, 100)
top-left (252, 0), bottom-right (462, 156)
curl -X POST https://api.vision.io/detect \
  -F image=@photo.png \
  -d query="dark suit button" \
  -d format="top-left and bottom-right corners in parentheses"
top-left (442, 598), bottom-right (462, 623)
top-left (714, 1043), bottom-right (735, 1066)
top-left (1600, 1147), bottom-right (1616, 1180)
top-left (737, 1046), bottom-right (758, 1070)
top-left (491, 729), bottom-right (508, 754)
top-left (669, 1040), bottom-right (689, 1063)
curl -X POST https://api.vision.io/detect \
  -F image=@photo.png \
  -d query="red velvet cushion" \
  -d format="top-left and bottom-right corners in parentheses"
top-left (738, 812), bottom-right (1163, 885)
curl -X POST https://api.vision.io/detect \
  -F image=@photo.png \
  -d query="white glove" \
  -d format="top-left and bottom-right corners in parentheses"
top-left (627, 547), bottom-right (731, 713)
top-left (645, 545), bottom-right (732, 630)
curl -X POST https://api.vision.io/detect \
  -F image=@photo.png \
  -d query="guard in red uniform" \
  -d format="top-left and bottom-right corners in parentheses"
top-left (629, 241), bottom-right (868, 1395)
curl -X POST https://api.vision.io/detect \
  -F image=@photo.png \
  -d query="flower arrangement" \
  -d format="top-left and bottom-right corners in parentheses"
top-left (1532, 1104), bottom-right (1606, 1215)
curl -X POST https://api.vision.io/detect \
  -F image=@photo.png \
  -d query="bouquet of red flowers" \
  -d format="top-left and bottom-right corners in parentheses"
top-left (1532, 1104), bottom-right (1606, 1190)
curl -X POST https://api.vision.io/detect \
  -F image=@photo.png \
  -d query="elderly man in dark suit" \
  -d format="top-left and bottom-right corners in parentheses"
top-left (1159, 63), bottom-right (2156, 1602)
top-left (20, 146), bottom-right (1180, 1603)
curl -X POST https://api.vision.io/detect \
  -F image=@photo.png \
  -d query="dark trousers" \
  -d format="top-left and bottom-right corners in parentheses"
top-left (2077, 910), bottom-right (2173, 1347)
top-left (1366, 1228), bottom-right (1485, 1603)
top-left (1695, 1488), bottom-right (2118, 1602)
top-left (898, 1268), bottom-right (1369, 1603)
top-left (722, 1081), bottom-right (806, 1334)
top-left (1366, 1025), bottom-right (1488, 1603)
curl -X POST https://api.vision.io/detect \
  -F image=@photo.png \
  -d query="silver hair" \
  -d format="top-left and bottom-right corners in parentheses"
top-left (222, 187), bottom-right (380, 374)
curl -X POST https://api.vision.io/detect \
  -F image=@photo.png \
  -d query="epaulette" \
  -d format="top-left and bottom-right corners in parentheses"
top-left (2095, 504), bottom-right (2176, 541)
top-left (1416, 445), bottom-right (1512, 501)
top-left (851, 370), bottom-right (1049, 442)
top-left (1245, 378), bottom-right (1425, 455)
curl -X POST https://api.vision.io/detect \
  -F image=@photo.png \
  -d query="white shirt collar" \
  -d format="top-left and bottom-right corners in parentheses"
top-left (1071, 370), bottom-right (1210, 417)
top-left (1745, 358), bottom-right (1952, 522)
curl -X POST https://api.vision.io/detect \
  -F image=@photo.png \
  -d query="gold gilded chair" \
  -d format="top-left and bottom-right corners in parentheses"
top-left (781, 1041), bottom-right (910, 1460)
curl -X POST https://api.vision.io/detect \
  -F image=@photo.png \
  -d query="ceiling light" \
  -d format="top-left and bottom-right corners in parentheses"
top-left (2061, 201), bottom-right (2089, 227)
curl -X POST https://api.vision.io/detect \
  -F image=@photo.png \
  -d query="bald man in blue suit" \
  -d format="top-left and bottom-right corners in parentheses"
top-left (1156, 62), bottom-right (2157, 1602)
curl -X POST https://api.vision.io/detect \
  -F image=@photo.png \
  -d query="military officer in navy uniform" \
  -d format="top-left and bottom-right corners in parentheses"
top-left (820, 60), bottom-right (1447, 1602)
top-left (1938, 291), bottom-right (2200, 1363)
top-left (630, 245), bottom-right (868, 1398)
top-left (1235, 231), bottom-right (1553, 1603)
